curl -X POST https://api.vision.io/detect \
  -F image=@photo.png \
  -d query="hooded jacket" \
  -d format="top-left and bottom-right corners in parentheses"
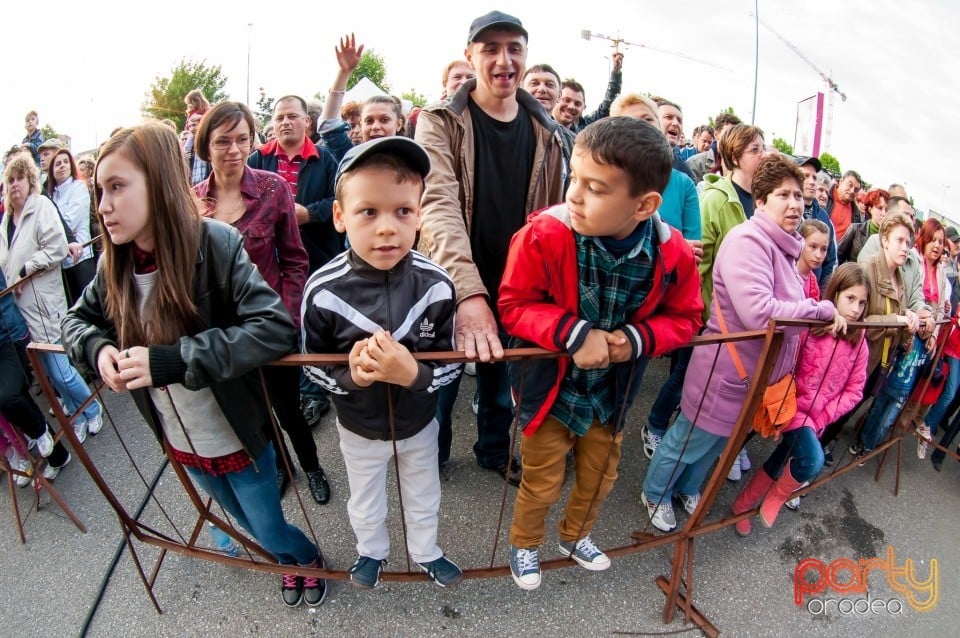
top-left (498, 205), bottom-right (703, 436)
top-left (698, 174), bottom-right (746, 322)
top-left (681, 211), bottom-right (836, 437)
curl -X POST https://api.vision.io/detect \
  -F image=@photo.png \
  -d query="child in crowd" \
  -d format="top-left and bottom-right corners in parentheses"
top-left (302, 136), bottom-right (463, 590)
top-left (62, 123), bottom-right (326, 608)
top-left (732, 263), bottom-right (869, 534)
top-left (498, 117), bottom-right (702, 590)
top-left (797, 219), bottom-right (831, 300)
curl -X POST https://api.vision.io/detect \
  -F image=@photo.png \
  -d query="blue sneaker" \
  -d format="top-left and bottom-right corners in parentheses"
top-left (417, 555), bottom-right (463, 587)
top-left (349, 555), bottom-right (386, 589)
top-left (558, 535), bottom-right (610, 571)
top-left (509, 545), bottom-right (541, 590)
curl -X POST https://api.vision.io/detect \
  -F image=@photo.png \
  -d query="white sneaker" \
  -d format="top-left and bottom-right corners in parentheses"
top-left (738, 448), bottom-right (751, 472)
top-left (727, 454), bottom-right (742, 481)
top-left (11, 453), bottom-right (32, 488)
top-left (42, 452), bottom-right (71, 480)
top-left (785, 481), bottom-right (808, 511)
top-left (86, 410), bottom-right (104, 436)
top-left (33, 425), bottom-right (54, 458)
top-left (641, 426), bottom-right (662, 460)
top-left (74, 421), bottom-right (88, 445)
top-left (917, 425), bottom-right (931, 460)
top-left (642, 490), bottom-right (676, 531)
top-left (675, 492), bottom-right (701, 515)
top-left (558, 535), bottom-right (611, 571)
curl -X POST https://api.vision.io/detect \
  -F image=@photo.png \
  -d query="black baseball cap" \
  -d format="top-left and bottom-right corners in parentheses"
top-left (468, 10), bottom-right (528, 43)
top-left (335, 136), bottom-right (431, 185)
top-left (794, 156), bottom-right (822, 172)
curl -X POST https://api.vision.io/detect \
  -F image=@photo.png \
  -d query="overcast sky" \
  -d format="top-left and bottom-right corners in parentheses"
top-left (5, 0), bottom-right (958, 219)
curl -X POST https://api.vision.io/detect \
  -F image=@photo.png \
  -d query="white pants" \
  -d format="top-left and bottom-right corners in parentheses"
top-left (337, 419), bottom-right (442, 563)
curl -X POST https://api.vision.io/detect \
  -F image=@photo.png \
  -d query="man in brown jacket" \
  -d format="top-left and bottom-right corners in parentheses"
top-left (415, 10), bottom-right (567, 484)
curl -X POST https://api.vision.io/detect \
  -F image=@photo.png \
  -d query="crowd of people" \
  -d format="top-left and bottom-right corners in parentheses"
top-left (0, 10), bottom-right (957, 610)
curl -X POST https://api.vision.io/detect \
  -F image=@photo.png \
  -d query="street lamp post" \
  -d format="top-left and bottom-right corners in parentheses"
top-left (246, 22), bottom-right (253, 106)
top-left (942, 184), bottom-right (951, 215)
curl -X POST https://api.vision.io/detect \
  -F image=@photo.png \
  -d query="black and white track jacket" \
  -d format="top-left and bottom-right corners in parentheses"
top-left (301, 249), bottom-right (461, 440)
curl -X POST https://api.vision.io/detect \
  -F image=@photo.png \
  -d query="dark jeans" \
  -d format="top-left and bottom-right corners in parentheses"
top-left (63, 258), bottom-right (97, 306)
top-left (0, 341), bottom-right (69, 466)
top-left (763, 426), bottom-right (824, 483)
top-left (263, 365), bottom-right (319, 473)
top-left (436, 372), bottom-right (461, 466)
top-left (472, 360), bottom-right (515, 468)
top-left (645, 347), bottom-right (692, 436)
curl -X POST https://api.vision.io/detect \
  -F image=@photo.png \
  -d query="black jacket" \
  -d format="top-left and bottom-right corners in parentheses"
top-left (61, 219), bottom-right (297, 460)
top-left (247, 142), bottom-right (342, 272)
top-left (301, 249), bottom-right (461, 441)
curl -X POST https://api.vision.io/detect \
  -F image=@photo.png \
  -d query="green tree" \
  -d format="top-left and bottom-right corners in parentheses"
top-left (142, 59), bottom-right (229, 131)
top-left (40, 124), bottom-right (60, 142)
top-left (348, 50), bottom-right (389, 92)
top-left (819, 152), bottom-right (841, 176)
top-left (402, 89), bottom-right (427, 108)
top-left (255, 88), bottom-right (275, 130)
top-left (771, 137), bottom-right (794, 155)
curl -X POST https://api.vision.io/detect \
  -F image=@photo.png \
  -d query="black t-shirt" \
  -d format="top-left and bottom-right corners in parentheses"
top-left (468, 97), bottom-right (535, 306)
top-left (733, 182), bottom-right (755, 219)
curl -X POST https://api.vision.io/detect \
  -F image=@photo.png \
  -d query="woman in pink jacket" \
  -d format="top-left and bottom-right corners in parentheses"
top-left (732, 263), bottom-right (869, 534)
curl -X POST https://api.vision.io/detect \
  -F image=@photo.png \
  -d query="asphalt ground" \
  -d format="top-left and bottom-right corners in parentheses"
top-left (0, 357), bottom-right (957, 638)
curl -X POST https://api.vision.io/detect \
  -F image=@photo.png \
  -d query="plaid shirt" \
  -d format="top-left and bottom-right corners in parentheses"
top-left (549, 220), bottom-right (657, 436)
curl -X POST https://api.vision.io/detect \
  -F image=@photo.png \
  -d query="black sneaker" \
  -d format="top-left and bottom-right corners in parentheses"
top-left (349, 555), bottom-right (386, 589)
top-left (418, 555), bottom-right (463, 587)
top-left (306, 468), bottom-right (330, 505)
top-left (847, 441), bottom-right (864, 456)
top-left (822, 448), bottom-right (834, 467)
top-left (280, 573), bottom-right (302, 607)
top-left (302, 396), bottom-right (331, 427)
top-left (302, 558), bottom-right (327, 606)
top-left (277, 465), bottom-right (292, 498)
top-left (493, 457), bottom-right (522, 487)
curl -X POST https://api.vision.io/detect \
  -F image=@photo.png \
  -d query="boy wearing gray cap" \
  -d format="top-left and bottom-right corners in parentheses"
top-left (301, 137), bottom-right (464, 589)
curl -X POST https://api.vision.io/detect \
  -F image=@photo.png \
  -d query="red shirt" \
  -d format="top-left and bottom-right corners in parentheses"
top-left (830, 187), bottom-right (854, 241)
top-left (195, 166), bottom-right (309, 326)
top-left (256, 137), bottom-right (320, 196)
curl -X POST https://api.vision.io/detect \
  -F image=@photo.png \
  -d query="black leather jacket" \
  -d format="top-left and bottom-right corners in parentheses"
top-left (61, 219), bottom-right (297, 460)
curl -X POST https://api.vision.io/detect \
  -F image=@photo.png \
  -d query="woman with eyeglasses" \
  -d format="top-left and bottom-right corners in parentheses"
top-left (193, 102), bottom-right (331, 507)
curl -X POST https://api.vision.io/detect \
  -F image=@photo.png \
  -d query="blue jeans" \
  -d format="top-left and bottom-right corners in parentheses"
top-left (186, 443), bottom-right (318, 565)
top-left (39, 348), bottom-right (99, 422)
top-left (924, 356), bottom-right (960, 436)
top-left (645, 347), bottom-right (692, 437)
top-left (762, 426), bottom-right (824, 483)
top-left (860, 388), bottom-right (907, 451)
top-left (472, 360), bottom-right (514, 468)
top-left (642, 411), bottom-right (727, 503)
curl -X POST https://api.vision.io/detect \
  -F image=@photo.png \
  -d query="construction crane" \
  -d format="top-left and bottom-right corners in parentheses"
top-left (580, 29), bottom-right (730, 71)
top-left (759, 19), bottom-right (846, 153)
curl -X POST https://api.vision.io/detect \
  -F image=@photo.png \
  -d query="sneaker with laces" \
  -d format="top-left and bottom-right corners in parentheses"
top-left (726, 454), bottom-right (742, 481)
top-left (42, 452), bottom-right (71, 481)
top-left (74, 420), bottom-right (88, 445)
top-left (302, 558), bottom-right (327, 606)
top-left (738, 448), bottom-right (751, 472)
top-left (349, 555), bottom-right (386, 589)
top-left (642, 490), bottom-right (676, 531)
top-left (558, 535), bottom-right (610, 571)
top-left (12, 453), bottom-right (31, 488)
top-left (418, 555), bottom-right (463, 588)
top-left (675, 492), bottom-right (701, 516)
top-left (33, 425), bottom-right (54, 458)
top-left (785, 481), bottom-right (808, 511)
top-left (847, 441), bottom-right (863, 456)
top-left (306, 469), bottom-right (330, 505)
top-left (509, 546), bottom-right (541, 590)
top-left (641, 426), bottom-right (662, 460)
top-left (280, 573), bottom-right (302, 607)
top-left (917, 424), bottom-right (931, 459)
top-left (86, 411), bottom-right (104, 436)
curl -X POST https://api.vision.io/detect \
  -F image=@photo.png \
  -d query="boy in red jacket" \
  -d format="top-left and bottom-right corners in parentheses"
top-left (498, 117), bottom-right (703, 590)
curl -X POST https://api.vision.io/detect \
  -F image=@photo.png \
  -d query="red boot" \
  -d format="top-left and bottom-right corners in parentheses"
top-left (759, 470), bottom-right (804, 528)
top-left (731, 469), bottom-right (773, 536)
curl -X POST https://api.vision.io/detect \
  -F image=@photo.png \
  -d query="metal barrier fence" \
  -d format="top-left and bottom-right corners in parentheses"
top-left (11, 316), bottom-right (954, 635)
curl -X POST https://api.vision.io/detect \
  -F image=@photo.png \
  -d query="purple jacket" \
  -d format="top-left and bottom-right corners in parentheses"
top-left (681, 211), bottom-right (836, 437)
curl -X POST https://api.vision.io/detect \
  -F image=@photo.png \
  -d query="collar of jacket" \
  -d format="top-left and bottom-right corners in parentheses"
top-left (440, 78), bottom-right (563, 136)
top-left (346, 248), bottom-right (414, 281)
top-left (751, 209), bottom-right (804, 260)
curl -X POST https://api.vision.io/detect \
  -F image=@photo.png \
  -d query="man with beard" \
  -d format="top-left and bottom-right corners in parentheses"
top-left (826, 170), bottom-right (864, 241)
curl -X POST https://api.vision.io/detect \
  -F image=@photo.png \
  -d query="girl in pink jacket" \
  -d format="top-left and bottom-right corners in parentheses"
top-left (732, 263), bottom-right (870, 535)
